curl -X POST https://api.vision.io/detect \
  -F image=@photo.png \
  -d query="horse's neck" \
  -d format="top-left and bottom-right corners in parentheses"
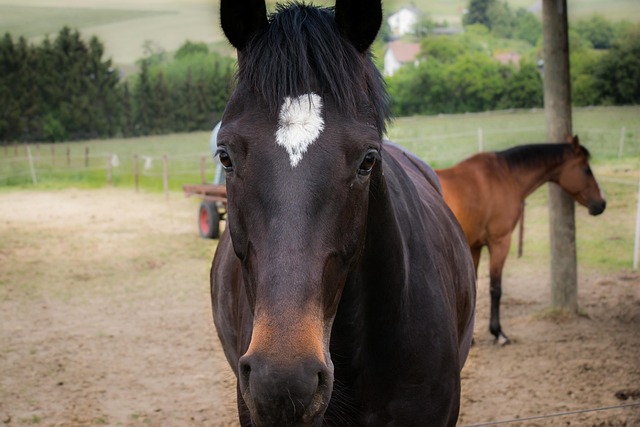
top-left (333, 171), bottom-right (409, 342)
top-left (330, 180), bottom-right (408, 394)
top-left (507, 152), bottom-right (566, 199)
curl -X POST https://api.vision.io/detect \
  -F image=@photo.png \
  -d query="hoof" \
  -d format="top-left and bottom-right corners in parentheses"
top-left (495, 334), bottom-right (511, 346)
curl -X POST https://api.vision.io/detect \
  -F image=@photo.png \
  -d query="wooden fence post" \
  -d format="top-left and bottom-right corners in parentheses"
top-left (134, 154), bottom-right (139, 193)
top-left (66, 147), bottom-right (71, 167)
top-left (163, 154), bottom-right (169, 200)
top-left (26, 144), bottom-right (37, 185)
top-left (51, 145), bottom-right (55, 166)
top-left (106, 154), bottom-right (112, 186)
top-left (543, 0), bottom-right (577, 312)
top-left (85, 146), bottom-right (89, 168)
top-left (618, 126), bottom-right (626, 160)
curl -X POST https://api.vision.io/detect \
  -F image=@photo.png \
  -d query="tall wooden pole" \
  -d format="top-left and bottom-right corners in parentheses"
top-left (543, 0), bottom-right (577, 312)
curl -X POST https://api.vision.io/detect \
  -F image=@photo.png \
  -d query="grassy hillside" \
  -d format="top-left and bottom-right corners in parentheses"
top-left (0, 5), bottom-right (173, 39)
top-left (2, 0), bottom-right (638, 68)
top-left (0, 0), bottom-right (224, 67)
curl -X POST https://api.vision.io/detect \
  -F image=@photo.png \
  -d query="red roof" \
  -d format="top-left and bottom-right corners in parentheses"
top-left (387, 40), bottom-right (421, 63)
top-left (494, 52), bottom-right (521, 66)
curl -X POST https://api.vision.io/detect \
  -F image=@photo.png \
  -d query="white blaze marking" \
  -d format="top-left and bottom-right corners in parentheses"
top-left (275, 93), bottom-right (324, 168)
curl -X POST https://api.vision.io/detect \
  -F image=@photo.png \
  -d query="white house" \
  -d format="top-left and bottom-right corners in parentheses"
top-left (384, 40), bottom-right (421, 76)
top-left (387, 7), bottom-right (420, 36)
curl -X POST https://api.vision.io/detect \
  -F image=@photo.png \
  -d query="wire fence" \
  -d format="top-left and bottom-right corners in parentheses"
top-left (2, 125), bottom-right (638, 186)
top-left (388, 124), bottom-right (640, 167)
top-left (0, 143), bottom-right (215, 194)
top-left (462, 402), bottom-right (640, 427)
top-left (1, 123), bottom-right (639, 268)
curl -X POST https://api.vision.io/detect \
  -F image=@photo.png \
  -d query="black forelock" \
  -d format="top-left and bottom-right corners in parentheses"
top-left (236, 2), bottom-right (390, 136)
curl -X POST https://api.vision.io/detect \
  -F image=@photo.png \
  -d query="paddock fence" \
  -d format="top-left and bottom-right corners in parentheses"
top-left (1, 123), bottom-right (639, 268)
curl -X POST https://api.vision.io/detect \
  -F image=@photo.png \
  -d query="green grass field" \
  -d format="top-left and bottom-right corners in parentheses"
top-left (2, 0), bottom-right (638, 68)
top-left (387, 106), bottom-right (640, 168)
top-left (0, 4), bottom-right (173, 39)
top-left (1, 107), bottom-right (639, 272)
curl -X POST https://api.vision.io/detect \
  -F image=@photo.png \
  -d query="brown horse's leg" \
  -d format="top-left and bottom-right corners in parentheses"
top-left (470, 246), bottom-right (482, 274)
top-left (469, 246), bottom-right (482, 347)
top-left (488, 238), bottom-right (511, 345)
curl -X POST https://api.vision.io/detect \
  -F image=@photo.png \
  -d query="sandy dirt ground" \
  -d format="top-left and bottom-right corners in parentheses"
top-left (0, 188), bottom-right (638, 426)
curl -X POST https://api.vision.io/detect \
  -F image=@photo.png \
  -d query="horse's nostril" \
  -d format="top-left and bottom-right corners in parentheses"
top-left (241, 363), bottom-right (251, 375)
top-left (239, 358), bottom-right (252, 387)
top-left (589, 200), bottom-right (606, 216)
top-left (317, 370), bottom-right (327, 390)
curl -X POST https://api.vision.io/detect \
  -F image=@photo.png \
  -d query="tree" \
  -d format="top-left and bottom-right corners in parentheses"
top-left (448, 53), bottom-right (506, 112)
top-left (463, 0), bottom-right (495, 29)
top-left (593, 24), bottom-right (640, 105)
top-left (413, 13), bottom-right (436, 38)
top-left (420, 34), bottom-right (468, 63)
top-left (133, 59), bottom-right (154, 135)
top-left (570, 43), bottom-right (600, 106)
top-left (487, 0), bottom-right (514, 38)
top-left (513, 8), bottom-right (542, 45)
top-left (120, 82), bottom-right (134, 137)
top-left (148, 72), bottom-right (172, 133)
top-left (498, 62), bottom-right (543, 108)
top-left (0, 34), bottom-right (24, 141)
top-left (574, 14), bottom-right (616, 50)
top-left (174, 40), bottom-right (209, 60)
top-left (85, 36), bottom-right (121, 138)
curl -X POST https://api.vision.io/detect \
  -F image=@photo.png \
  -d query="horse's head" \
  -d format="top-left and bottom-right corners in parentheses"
top-left (218, 0), bottom-right (388, 425)
top-left (556, 135), bottom-right (606, 216)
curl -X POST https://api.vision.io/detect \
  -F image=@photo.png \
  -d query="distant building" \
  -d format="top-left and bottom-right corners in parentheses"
top-left (384, 40), bottom-right (421, 76)
top-left (494, 51), bottom-right (521, 67)
top-left (387, 7), bottom-right (420, 36)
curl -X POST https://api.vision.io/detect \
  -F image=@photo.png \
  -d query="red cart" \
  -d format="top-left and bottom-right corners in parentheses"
top-left (182, 183), bottom-right (227, 239)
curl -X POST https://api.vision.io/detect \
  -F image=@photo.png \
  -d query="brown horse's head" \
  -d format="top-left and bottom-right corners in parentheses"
top-left (218, 0), bottom-right (388, 425)
top-left (556, 135), bottom-right (606, 216)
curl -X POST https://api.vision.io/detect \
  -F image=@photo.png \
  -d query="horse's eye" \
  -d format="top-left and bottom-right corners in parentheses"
top-left (216, 148), bottom-right (233, 171)
top-left (358, 149), bottom-right (378, 176)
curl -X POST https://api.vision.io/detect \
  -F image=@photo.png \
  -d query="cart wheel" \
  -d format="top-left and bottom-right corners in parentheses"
top-left (199, 201), bottom-right (220, 239)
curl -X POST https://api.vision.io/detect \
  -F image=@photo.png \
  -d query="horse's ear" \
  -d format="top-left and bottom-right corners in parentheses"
top-left (335, 0), bottom-right (383, 52)
top-left (567, 134), bottom-right (581, 153)
top-left (220, 0), bottom-right (268, 51)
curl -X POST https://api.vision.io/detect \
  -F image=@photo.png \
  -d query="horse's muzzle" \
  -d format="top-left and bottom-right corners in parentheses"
top-left (589, 199), bottom-right (606, 216)
top-left (238, 353), bottom-right (332, 426)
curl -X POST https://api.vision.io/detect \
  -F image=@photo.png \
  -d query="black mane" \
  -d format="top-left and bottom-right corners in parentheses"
top-left (237, 2), bottom-right (391, 136)
top-left (497, 143), bottom-right (591, 170)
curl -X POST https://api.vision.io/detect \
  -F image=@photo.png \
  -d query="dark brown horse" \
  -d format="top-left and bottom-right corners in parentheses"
top-left (436, 135), bottom-right (606, 345)
top-left (210, 0), bottom-right (476, 425)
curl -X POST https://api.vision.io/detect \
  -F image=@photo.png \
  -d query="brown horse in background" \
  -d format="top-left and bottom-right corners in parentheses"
top-left (436, 135), bottom-right (606, 344)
